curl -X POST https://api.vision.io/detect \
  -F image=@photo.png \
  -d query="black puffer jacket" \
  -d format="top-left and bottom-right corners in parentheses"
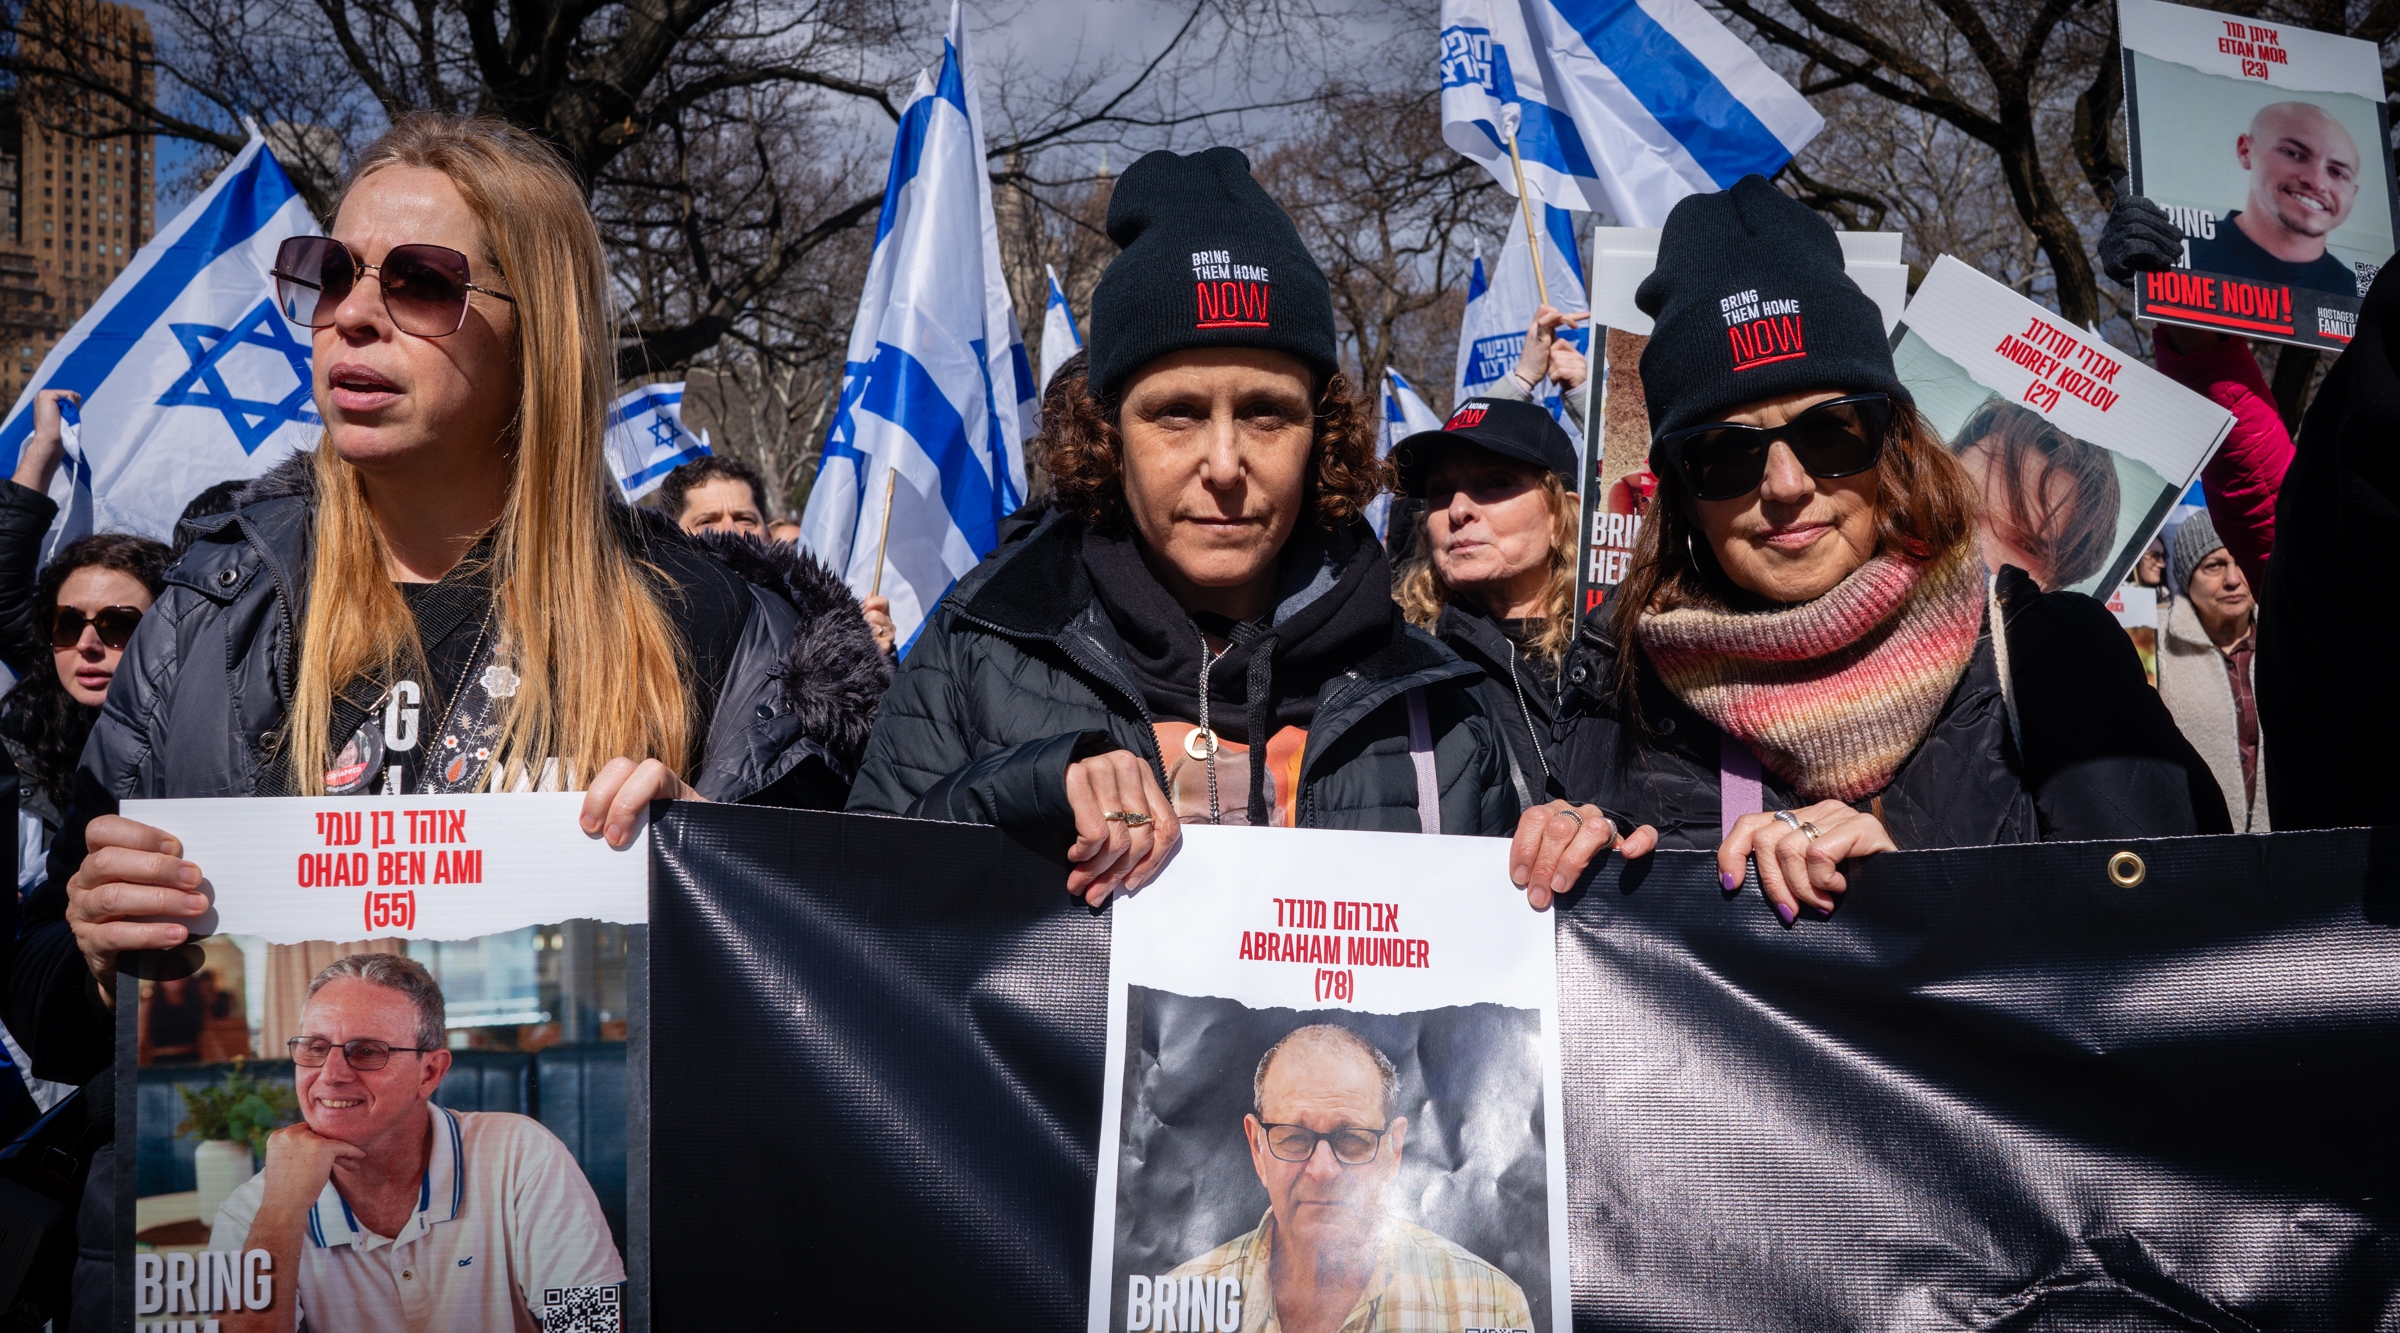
top-left (1533, 566), bottom-right (2231, 850)
top-left (848, 511), bottom-right (1513, 840)
top-left (2, 454), bottom-right (890, 1085)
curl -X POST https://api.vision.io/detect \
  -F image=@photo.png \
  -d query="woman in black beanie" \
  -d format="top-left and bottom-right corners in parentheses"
top-left (1552, 176), bottom-right (2227, 924)
top-left (849, 147), bottom-right (1562, 906)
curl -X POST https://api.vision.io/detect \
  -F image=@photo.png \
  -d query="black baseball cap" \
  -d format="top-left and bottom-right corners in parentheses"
top-left (1391, 397), bottom-right (1579, 498)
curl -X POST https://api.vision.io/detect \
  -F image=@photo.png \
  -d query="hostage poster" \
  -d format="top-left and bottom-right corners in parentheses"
top-left (1894, 255), bottom-right (2234, 597)
top-left (1891, 256), bottom-right (2227, 600)
top-left (1576, 227), bottom-right (1910, 614)
top-left (1088, 825), bottom-right (1564, 1333)
top-left (114, 793), bottom-right (647, 1333)
top-left (2121, 0), bottom-right (2400, 349)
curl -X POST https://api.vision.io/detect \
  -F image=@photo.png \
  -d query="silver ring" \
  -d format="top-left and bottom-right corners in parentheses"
top-left (1554, 807), bottom-right (1585, 830)
top-left (1772, 810), bottom-right (1803, 830)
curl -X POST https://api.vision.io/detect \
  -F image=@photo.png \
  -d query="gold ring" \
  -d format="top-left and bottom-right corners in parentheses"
top-left (2106, 850), bottom-right (2145, 888)
top-left (1104, 810), bottom-right (1153, 827)
top-left (1797, 821), bottom-right (1822, 841)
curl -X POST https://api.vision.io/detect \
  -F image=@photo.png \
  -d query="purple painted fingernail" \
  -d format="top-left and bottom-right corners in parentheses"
top-left (1721, 870), bottom-right (1740, 891)
top-left (1774, 901), bottom-right (1797, 927)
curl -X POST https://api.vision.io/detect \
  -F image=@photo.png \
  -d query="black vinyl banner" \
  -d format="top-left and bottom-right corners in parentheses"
top-left (648, 807), bottom-right (2399, 1329)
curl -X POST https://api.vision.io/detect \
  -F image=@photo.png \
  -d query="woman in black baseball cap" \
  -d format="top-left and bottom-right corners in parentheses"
top-left (1392, 397), bottom-right (1663, 906)
top-left (848, 147), bottom-right (1516, 905)
top-left (1566, 176), bottom-right (2226, 926)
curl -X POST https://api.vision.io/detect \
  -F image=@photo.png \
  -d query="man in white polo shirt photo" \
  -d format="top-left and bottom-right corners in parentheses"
top-left (209, 953), bottom-right (624, 1331)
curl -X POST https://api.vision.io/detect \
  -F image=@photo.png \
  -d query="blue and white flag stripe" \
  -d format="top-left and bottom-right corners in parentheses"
top-left (1039, 263), bottom-right (1082, 395)
top-left (1440, 0), bottom-right (1822, 227)
top-left (801, 2), bottom-right (1035, 654)
top-left (1371, 367), bottom-right (1444, 540)
top-left (0, 135), bottom-right (321, 541)
top-left (605, 382), bottom-right (711, 501)
top-left (1456, 205), bottom-right (1588, 431)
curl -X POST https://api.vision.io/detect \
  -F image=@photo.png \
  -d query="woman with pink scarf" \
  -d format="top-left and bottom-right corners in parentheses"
top-left (1515, 177), bottom-right (2229, 927)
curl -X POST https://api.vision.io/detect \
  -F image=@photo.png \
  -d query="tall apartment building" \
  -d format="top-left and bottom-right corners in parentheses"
top-left (0, 0), bottom-right (158, 407)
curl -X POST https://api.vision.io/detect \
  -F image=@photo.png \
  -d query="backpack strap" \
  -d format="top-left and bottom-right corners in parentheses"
top-left (1406, 687), bottom-right (1441, 836)
top-left (1720, 735), bottom-right (1763, 841)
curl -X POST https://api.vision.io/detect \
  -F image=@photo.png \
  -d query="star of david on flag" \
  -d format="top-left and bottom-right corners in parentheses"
top-left (0, 132), bottom-right (324, 543)
top-left (157, 299), bottom-right (320, 454)
top-left (605, 382), bottom-right (710, 502)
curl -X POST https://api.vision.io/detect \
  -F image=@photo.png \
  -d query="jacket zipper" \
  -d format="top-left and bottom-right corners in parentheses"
top-left (1506, 642), bottom-right (1554, 785)
top-left (949, 606), bottom-right (1173, 795)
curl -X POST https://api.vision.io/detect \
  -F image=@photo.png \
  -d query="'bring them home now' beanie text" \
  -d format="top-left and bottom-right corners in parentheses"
top-left (1636, 174), bottom-right (1905, 465)
top-left (1086, 147), bottom-right (1340, 400)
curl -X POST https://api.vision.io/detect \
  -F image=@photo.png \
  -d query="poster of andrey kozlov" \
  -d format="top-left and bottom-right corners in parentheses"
top-left (2121, 0), bottom-right (2400, 350)
top-left (1894, 255), bottom-right (2232, 599)
top-left (1089, 825), bottom-right (1566, 1333)
top-left (116, 794), bottom-right (647, 1333)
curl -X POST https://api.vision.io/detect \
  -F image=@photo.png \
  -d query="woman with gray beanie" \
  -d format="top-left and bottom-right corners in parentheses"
top-left (2158, 512), bottom-right (2267, 830)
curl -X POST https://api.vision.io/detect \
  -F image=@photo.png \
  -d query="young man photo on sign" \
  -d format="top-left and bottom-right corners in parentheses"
top-left (208, 954), bottom-right (623, 1332)
top-left (2187, 101), bottom-right (2363, 294)
top-left (1158, 1024), bottom-right (1533, 1333)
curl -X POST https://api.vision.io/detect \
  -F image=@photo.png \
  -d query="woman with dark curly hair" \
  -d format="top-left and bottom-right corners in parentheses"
top-left (0, 393), bottom-right (172, 898)
top-left (849, 147), bottom-right (1516, 905)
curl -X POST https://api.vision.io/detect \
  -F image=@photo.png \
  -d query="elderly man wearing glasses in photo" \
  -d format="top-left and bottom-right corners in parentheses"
top-left (207, 954), bottom-right (620, 1333)
top-left (1158, 1024), bottom-right (1534, 1333)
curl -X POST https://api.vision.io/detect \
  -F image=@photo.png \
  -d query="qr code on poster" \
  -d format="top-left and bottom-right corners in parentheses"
top-left (542, 1284), bottom-right (622, 1332)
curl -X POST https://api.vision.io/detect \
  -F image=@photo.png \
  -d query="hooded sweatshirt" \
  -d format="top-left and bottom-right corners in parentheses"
top-left (1081, 521), bottom-right (1404, 825)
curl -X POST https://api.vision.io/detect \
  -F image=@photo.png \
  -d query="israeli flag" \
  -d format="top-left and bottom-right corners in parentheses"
top-left (605, 382), bottom-right (710, 502)
top-left (1038, 263), bottom-right (1082, 394)
top-left (1439, 0), bottom-right (1823, 227)
top-left (1371, 367), bottom-right (1444, 540)
top-left (0, 133), bottom-right (321, 545)
top-left (800, 2), bottom-right (1036, 653)
top-left (1455, 205), bottom-right (1589, 427)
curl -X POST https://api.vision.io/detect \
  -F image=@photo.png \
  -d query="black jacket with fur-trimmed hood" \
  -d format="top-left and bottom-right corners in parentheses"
top-left (2, 453), bottom-right (890, 1085)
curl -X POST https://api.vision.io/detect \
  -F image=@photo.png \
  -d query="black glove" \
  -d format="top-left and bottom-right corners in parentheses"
top-left (2097, 176), bottom-right (2187, 284)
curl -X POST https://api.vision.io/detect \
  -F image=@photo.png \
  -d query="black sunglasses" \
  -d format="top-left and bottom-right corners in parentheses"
top-left (1655, 393), bottom-right (1892, 502)
top-left (51, 605), bottom-right (143, 650)
top-left (272, 236), bottom-right (516, 338)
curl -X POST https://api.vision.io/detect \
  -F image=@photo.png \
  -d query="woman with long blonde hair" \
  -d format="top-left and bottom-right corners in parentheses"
top-left (12, 113), bottom-right (885, 1155)
top-left (1390, 396), bottom-right (1644, 867)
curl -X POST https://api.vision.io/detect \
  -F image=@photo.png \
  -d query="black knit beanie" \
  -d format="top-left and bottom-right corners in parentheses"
top-left (1636, 175), bottom-right (1906, 468)
top-left (1086, 147), bottom-right (1340, 400)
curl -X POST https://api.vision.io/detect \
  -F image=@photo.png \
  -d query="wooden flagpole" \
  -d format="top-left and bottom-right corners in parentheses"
top-left (870, 470), bottom-right (896, 598)
top-left (1503, 122), bottom-right (1551, 309)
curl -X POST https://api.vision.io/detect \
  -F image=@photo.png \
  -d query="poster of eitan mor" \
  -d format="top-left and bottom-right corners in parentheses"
top-left (2121, 0), bottom-right (2400, 349)
top-left (1088, 825), bottom-right (1564, 1333)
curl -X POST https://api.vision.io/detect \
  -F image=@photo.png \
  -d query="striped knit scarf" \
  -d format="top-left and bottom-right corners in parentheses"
top-left (1638, 540), bottom-right (1985, 802)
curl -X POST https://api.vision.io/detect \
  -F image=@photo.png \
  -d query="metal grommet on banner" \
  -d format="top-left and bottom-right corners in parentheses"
top-left (2106, 850), bottom-right (2146, 889)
